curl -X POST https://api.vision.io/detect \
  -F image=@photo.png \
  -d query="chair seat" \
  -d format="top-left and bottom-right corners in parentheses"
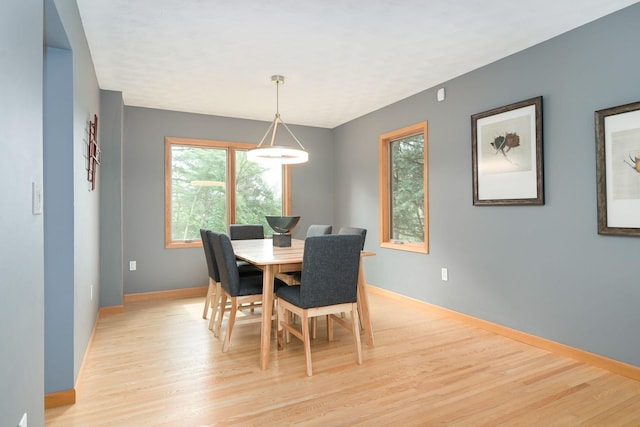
top-left (237, 260), bottom-right (262, 275)
top-left (233, 273), bottom-right (263, 296)
top-left (276, 284), bottom-right (304, 307)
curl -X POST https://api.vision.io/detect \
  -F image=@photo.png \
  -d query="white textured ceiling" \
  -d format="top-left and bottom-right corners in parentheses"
top-left (76, 0), bottom-right (638, 128)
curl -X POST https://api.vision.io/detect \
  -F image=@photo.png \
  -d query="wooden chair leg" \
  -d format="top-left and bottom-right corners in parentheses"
top-left (215, 291), bottom-right (227, 338)
top-left (209, 283), bottom-right (222, 337)
top-left (328, 314), bottom-right (334, 341)
top-left (351, 303), bottom-right (363, 365)
top-left (277, 301), bottom-right (285, 350)
top-left (202, 278), bottom-right (214, 319)
top-left (356, 298), bottom-right (364, 330)
top-left (222, 299), bottom-right (237, 352)
top-left (302, 311), bottom-right (312, 376)
top-left (326, 315), bottom-right (330, 339)
top-left (207, 304), bottom-right (215, 331)
top-left (286, 308), bottom-right (292, 344)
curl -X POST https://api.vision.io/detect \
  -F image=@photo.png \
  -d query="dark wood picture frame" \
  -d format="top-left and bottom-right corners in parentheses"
top-left (595, 101), bottom-right (640, 237)
top-left (472, 96), bottom-right (544, 206)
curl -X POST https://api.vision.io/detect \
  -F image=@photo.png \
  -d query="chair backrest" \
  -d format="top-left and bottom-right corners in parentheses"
top-left (299, 235), bottom-right (362, 308)
top-left (306, 224), bottom-right (333, 237)
top-left (228, 224), bottom-right (264, 240)
top-left (338, 226), bottom-right (367, 250)
top-left (200, 229), bottom-right (220, 282)
top-left (210, 232), bottom-right (242, 296)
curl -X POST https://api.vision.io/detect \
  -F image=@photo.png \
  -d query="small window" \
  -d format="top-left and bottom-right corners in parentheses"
top-left (165, 137), bottom-right (291, 248)
top-left (379, 122), bottom-right (428, 253)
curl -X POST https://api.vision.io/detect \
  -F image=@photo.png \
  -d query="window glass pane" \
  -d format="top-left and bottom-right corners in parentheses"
top-left (171, 145), bottom-right (227, 241)
top-left (166, 137), bottom-right (290, 248)
top-left (235, 150), bottom-right (283, 235)
top-left (390, 134), bottom-right (424, 243)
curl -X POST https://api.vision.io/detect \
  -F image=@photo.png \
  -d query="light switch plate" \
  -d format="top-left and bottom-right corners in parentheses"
top-left (32, 182), bottom-right (42, 215)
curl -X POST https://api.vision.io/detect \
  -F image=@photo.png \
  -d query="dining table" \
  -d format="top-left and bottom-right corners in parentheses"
top-left (231, 238), bottom-right (375, 370)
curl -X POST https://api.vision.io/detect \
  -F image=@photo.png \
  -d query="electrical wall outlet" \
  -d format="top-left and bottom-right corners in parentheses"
top-left (129, 260), bottom-right (137, 271)
top-left (441, 267), bottom-right (448, 281)
top-left (90, 285), bottom-right (93, 301)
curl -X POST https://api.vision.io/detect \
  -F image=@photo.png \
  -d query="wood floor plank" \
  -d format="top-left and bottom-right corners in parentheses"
top-left (46, 291), bottom-right (640, 426)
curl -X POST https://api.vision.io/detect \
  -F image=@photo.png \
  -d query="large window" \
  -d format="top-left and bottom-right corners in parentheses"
top-left (379, 122), bottom-right (428, 254)
top-left (165, 137), bottom-right (290, 248)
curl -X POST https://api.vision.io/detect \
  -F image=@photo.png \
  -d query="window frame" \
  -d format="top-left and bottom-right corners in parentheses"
top-left (164, 136), bottom-right (291, 248)
top-left (378, 121), bottom-right (429, 254)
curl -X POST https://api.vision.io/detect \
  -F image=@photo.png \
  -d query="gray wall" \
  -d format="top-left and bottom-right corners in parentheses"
top-left (3, 0), bottom-right (103, 414)
top-left (333, 4), bottom-right (640, 367)
top-left (44, 46), bottom-right (75, 394)
top-left (100, 91), bottom-right (124, 307)
top-left (121, 107), bottom-right (334, 294)
top-left (0, 0), bottom-right (45, 425)
top-left (58, 0), bottom-right (102, 381)
top-left (43, 0), bottom-right (101, 397)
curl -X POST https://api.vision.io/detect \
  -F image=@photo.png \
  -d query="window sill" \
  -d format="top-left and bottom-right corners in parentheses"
top-left (380, 241), bottom-right (429, 254)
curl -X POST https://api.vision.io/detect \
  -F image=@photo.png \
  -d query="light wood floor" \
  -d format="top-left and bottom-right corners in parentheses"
top-left (46, 289), bottom-right (640, 426)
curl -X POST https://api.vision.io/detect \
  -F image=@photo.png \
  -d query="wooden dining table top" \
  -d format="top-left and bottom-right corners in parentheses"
top-left (231, 238), bottom-right (305, 266)
top-left (231, 237), bottom-right (375, 266)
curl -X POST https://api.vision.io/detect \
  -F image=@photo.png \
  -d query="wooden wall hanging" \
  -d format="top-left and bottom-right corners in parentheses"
top-left (87, 114), bottom-right (101, 191)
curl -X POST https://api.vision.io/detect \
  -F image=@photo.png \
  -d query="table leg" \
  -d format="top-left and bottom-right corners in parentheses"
top-left (357, 260), bottom-right (375, 347)
top-left (260, 264), bottom-right (275, 370)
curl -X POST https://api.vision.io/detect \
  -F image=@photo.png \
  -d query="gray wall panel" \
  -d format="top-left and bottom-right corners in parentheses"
top-left (333, 4), bottom-right (640, 367)
top-left (43, 0), bottom-right (101, 395)
top-left (122, 107), bottom-right (333, 294)
top-left (0, 0), bottom-right (45, 425)
top-left (44, 46), bottom-right (75, 394)
top-left (99, 90), bottom-right (124, 307)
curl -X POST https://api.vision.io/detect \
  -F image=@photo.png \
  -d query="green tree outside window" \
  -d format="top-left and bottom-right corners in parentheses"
top-left (166, 138), bottom-right (285, 247)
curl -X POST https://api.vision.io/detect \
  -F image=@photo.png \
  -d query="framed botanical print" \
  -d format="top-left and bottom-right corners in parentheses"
top-left (472, 96), bottom-right (544, 206)
top-left (595, 101), bottom-right (640, 236)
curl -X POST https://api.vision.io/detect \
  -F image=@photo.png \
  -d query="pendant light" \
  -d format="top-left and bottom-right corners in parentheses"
top-left (247, 75), bottom-right (309, 164)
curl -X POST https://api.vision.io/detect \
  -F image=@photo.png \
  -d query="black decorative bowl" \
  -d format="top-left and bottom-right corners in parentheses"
top-left (265, 215), bottom-right (300, 234)
top-left (266, 215), bottom-right (300, 247)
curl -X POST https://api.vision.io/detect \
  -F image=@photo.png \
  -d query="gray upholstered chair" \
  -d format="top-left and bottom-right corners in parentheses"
top-left (336, 226), bottom-right (368, 327)
top-left (228, 224), bottom-right (264, 240)
top-left (306, 226), bottom-right (366, 337)
top-left (276, 234), bottom-right (363, 376)
top-left (276, 224), bottom-right (333, 287)
top-left (227, 224), bottom-right (264, 273)
top-left (202, 229), bottom-right (262, 334)
top-left (200, 229), bottom-right (220, 321)
top-left (228, 223), bottom-right (264, 271)
top-left (306, 224), bottom-right (332, 237)
top-left (211, 231), bottom-right (284, 352)
top-left (337, 226), bottom-right (367, 250)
